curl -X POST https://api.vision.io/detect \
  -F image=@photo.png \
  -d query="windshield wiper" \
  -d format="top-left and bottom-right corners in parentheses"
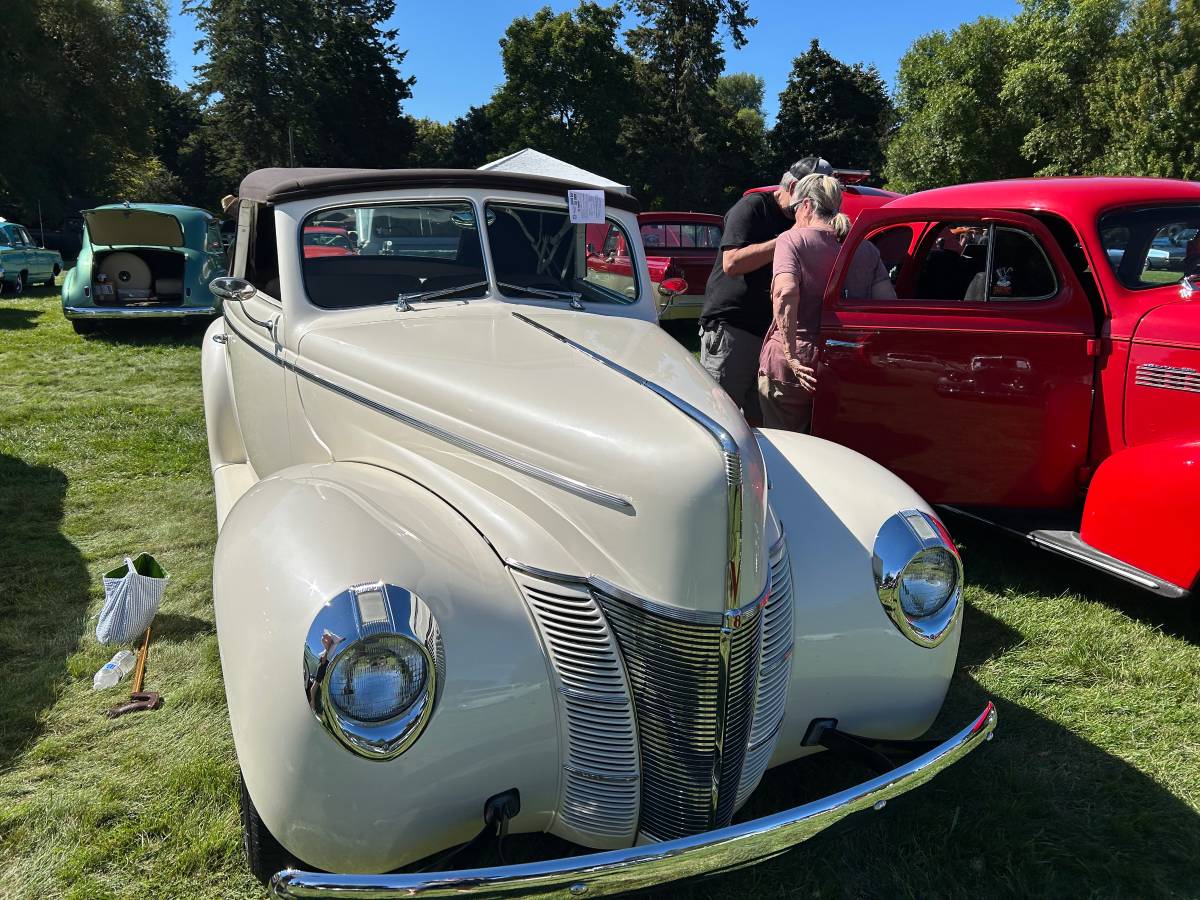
top-left (497, 281), bottom-right (584, 310)
top-left (396, 280), bottom-right (488, 311)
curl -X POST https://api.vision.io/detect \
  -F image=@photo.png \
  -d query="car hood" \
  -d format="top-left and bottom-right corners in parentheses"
top-left (294, 305), bottom-right (768, 616)
top-left (84, 208), bottom-right (184, 248)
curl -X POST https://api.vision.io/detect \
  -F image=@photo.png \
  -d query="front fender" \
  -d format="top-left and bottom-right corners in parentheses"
top-left (757, 430), bottom-right (961, 766)
top-left (1081, 439), bottom-right (1200, 592)
top-left (215, 461), bottom-right (558, 873)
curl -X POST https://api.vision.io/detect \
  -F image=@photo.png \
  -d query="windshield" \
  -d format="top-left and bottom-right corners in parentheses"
top-left (301, 202), bottom-right (487, 309)
top-left (485, 202), bottom-right (638, 304)
top-left (1099, 205), bottom-right (1200, 289)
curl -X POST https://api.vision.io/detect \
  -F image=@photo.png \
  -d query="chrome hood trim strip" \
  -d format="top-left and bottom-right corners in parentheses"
top-left (270, 704), bottom-right (998, 899)
top-left (222, 315), bottom-right (635, 514)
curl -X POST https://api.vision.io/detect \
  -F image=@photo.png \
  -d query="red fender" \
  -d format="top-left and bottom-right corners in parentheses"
top-left (1081, 440), bottom-right (1200, 592)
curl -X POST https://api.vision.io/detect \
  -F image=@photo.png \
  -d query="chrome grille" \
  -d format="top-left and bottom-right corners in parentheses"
top-left (515, 573), bottom-right (640, 844)
top-left (596, 589), bottom-right (763, 841)
top-left (1135, 363), bottom-right (1200, 394)
top-left (736, 535), bottom-right (795, 808)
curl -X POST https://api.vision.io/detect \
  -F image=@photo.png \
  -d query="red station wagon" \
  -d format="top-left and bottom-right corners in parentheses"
top-left (811, 177), bottom-right (1200, 599)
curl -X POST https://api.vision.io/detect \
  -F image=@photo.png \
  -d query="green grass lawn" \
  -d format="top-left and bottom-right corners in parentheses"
top-left (0, 293), bottom-right (1197, 899)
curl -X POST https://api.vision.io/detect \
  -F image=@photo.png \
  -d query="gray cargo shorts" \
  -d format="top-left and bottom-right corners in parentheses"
top-left (699, 321), bottom-right (762, 422)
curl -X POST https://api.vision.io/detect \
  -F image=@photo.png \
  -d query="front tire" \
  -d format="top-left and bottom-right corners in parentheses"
top-left (239, 771), bottom-right (293, 885)
top-left (45, 266), bottom-right (59, 287)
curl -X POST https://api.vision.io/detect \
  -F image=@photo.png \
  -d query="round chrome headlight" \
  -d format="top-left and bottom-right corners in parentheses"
top-left (873, 510), bottom-right (963, 647)
top-left (327, 633), bottom-right (428, 723)
top-left (303, 583), bottom-right (443, 760)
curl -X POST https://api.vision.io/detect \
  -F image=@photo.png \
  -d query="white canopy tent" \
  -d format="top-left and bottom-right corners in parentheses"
top-left (479, 148), bottom-right (631, 194)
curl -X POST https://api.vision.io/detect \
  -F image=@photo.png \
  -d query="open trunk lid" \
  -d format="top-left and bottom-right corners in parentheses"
top-left (84, 208), bottom-right (184, 248)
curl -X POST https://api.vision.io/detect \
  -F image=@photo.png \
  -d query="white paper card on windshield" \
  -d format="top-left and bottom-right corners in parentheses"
top-left (568, 190), bottom-right (606, 224)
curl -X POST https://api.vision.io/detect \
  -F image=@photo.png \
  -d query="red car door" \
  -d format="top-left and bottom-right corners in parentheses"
top-left (812, 207), bottom-right (1098, 508)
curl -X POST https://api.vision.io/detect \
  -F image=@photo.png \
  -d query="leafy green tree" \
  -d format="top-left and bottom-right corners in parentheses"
top-left (884, 16), bottom-right (1029, 192)
top-left (489, 4), bottom-right (633, 177)
top-left (769, 40), bottom-right (892, 178)
top-left (448, 105), bottom-right (498, 168)
top-left (620, 0), bottom-right (756, 208)
top-left (0, 0), bottom-right (175, 220)
top-left (186, 0), bottom-right (414, 188)
top-left (1089, 0), bottom-right (1200, 178)
top-left (714, 72), bottom-right (765, 116)
top-left (1001, 0), bottom-right (1127, 175)
top-left (409, 119), bottom-right (456, 168)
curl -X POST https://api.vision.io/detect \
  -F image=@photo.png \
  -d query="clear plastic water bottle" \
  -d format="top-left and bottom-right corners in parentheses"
top-left (93, 650), bottom-right (137, 690)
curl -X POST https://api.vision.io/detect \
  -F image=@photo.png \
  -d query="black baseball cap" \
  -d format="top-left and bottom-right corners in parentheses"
top-left (789, 157), bottom-right (834, 179)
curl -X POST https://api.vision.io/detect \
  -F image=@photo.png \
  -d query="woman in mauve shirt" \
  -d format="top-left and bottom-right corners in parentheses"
top-left (758, 174), bottom-right (894, 431)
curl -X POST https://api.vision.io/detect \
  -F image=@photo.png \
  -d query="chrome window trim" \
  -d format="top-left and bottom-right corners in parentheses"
top-left (484, 201), bottom-right (640, 306)
top-left (221, 314), bottom-right (635, 514)
top-left (296, 196), bottom-right (488, 311)
top-left (270, 703), bottom-right (998, 899)
top-left (302, 582), bottom-right (443, 760)
top-left (871, 509), bottom-right (963, 648)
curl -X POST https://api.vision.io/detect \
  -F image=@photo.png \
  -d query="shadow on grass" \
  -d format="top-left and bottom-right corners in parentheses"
top-left (0, 454), bottom-right (91, 770)
top-left (0, 306), bottom-right (40, 330)
top-left (152, 612), bottom-right (215, 643)
top-left (79, 317), bottom-right (209, 348)
top-left (948, 512), bottom-right (1199, 644)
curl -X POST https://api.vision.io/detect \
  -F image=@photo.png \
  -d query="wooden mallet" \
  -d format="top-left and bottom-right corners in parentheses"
top-left (106, 625), bottom-right (164, 718)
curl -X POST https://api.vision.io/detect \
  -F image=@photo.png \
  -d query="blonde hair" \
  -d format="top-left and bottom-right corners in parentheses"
top-left (791, 173), bottom-right (852, 241)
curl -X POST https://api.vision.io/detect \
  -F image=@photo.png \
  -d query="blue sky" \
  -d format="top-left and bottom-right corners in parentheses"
top-left (166, 0), bottom-right (1020, 124)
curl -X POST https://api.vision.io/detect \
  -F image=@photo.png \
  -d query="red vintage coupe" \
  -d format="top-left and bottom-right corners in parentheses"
top-left (811, 177), bottom-right (1200, 599)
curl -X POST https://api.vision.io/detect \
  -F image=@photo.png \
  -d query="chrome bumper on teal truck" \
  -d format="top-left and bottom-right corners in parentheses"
top-left (271, 703), bottom-right (996, 899)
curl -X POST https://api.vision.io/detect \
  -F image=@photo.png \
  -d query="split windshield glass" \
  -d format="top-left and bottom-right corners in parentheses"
top-left (300, 201), bottom-right (488, 309)
top-left (485, 202), bottom-right (638, 305)
top-left (1099, 205), bottom-right (1200, 289)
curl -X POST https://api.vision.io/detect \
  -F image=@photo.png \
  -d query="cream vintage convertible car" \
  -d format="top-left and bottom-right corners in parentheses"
top-left (202, 168), bottom-right (996, 897)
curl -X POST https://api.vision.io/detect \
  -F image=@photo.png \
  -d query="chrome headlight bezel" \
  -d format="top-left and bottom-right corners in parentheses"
top-left (872, 510), bottom-right (963, 648)
top-left (303, 582), bottom-right (444, 760)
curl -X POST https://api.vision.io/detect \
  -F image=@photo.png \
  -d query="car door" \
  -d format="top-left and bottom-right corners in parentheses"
top-left (812, 207), bottom-right (1098, 508)
top-left (17, 226), bottom-right (49, 281)
top-left (224, 201), bottom-right (291, 476)
top-left (0, 225), bottom-right (25, 281)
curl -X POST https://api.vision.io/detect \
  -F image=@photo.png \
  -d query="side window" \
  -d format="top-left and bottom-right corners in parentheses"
top-left (17, 226), bottom-right (34, 246)
top-left (869, 225), bottom-right (914, 284)
top-left (0, 228), bottom-right (10, 247)
top-left (248, 205), bottom-right (280, 298)
top-left (989, 227), bottom-right (1057, 300)
top-left (904, 222), bottom-right (1056, 302)
top-left (205, 221), bottom-right (223, 254)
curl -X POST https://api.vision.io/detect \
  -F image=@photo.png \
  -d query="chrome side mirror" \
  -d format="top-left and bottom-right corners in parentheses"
top-left (1180, 273), bottom-right (1200, 298)
top-left (210, 276), bottom-right (256, 302)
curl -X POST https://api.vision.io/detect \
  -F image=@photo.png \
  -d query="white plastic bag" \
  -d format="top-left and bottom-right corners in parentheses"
top-left (96, 553), bottom-right (168, 645)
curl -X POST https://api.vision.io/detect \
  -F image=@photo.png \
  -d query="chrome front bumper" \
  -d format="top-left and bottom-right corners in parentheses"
top-left (63, 305), bottom-right (217, 319)
top-left (271, 703), bottom-right (996, 899)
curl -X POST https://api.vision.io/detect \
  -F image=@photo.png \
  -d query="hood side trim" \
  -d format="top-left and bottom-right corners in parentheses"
top-left (224, 314), bottom-right (635, 514)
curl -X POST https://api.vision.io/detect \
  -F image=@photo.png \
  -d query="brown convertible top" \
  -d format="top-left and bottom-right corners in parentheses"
top-left (238, 167), bottom-right (640, 212)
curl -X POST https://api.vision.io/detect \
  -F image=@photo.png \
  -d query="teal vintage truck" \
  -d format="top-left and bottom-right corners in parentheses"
top-left (0, 219), bottom-right (64, 294)
top-left (61, 203), bottom-right (227, 334)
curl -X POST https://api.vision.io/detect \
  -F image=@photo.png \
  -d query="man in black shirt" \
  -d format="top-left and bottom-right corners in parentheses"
top-left (700, 157), bottom-right (833, 421)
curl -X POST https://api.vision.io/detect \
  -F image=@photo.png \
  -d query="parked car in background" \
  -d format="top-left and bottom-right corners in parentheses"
top-left (813, 176), bottom-right (1200, 599)
top-left (0, 218), bottom-right (64, 294)
top-left (202, 166), bottom-right (994, 894)
top-left (744, 168), bottom-right (903, 221)
top-left (61, 203), bottom-right (227, 334)
top-left (639, 212), bottom-right (722, 321)
top-left (301, 224), bottom-right (356, 258)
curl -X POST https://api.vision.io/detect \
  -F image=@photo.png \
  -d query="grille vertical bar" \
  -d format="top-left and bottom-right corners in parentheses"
top-left (516, 574), bottom-right (640, 844)
top-left (597, 590), bottom-right (762, 841)
top-left (736, 535), bottom-right (795, 808)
